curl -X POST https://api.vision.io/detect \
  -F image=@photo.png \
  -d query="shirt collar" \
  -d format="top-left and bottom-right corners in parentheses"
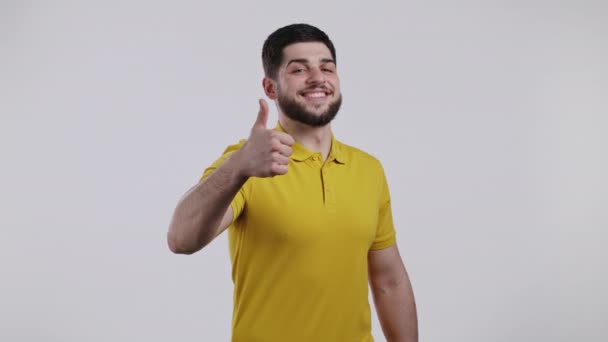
top-left (274, 121), bottom-right (347, 164)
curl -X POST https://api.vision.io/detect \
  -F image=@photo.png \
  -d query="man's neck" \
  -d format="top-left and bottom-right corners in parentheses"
top-left (279, 115), bottom-right (333, 161)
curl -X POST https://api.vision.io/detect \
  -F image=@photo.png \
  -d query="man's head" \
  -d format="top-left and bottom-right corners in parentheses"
top-left (262, 24), bottom-right (342, 127)
top-left (262, 24), bottom-right (337, 80)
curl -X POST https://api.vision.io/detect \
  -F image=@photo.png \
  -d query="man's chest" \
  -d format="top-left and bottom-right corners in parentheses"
top-left (241, 164), bottom-right (381, 249)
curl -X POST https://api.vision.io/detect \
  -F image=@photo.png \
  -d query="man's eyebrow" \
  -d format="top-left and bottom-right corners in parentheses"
top-left (286, 58), bottom-right (336, 66)
top-left (286, 59), bottom-right (309, 67)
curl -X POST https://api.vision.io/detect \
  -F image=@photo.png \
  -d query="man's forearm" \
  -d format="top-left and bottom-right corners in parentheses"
top-left (167, 152), bottom-right (247, 254)
top-left (371, 272), bottom-right (418, 342)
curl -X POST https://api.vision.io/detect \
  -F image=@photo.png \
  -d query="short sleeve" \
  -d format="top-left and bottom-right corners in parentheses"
top-left (200, 139), bottom-right (247, 225)
top-left (370, 165), bottom-right (397, 250)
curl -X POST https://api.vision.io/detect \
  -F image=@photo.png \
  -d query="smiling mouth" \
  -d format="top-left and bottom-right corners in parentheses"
top-left (300, 90), bottom-right (332, 101)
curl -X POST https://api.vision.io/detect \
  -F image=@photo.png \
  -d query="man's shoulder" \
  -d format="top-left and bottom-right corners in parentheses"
top-left (335, 140), bottom-right (383, 169)
top-left (220, 138), bottom-right (247, 155)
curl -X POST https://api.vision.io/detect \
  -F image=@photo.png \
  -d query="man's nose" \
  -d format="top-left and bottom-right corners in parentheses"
top-left (307, 67), bottom-right (326, 85)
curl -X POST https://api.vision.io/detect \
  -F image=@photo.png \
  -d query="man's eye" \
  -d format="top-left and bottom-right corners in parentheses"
top-left (292, 68), bottom-right (305, 73)
top-left (322, 68), bottom-right (334, 73)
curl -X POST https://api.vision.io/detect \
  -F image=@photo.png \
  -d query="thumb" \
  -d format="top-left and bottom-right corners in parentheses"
top-left (253, 99), bottom-right (269, 129)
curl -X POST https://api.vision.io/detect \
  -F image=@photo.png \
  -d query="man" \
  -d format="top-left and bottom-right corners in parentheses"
top-left (168, 23), bottom-right (418, 342)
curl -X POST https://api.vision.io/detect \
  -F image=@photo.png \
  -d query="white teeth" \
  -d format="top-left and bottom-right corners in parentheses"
top-left (305, 92), bottom-right (326, 98)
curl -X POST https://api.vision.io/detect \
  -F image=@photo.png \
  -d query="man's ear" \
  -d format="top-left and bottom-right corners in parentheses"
top-left (262, 77), bottom-right (278, 100)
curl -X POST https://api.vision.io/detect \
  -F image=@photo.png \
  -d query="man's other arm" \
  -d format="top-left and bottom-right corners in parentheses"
top-left (368, 244), bottom-right (418, 342)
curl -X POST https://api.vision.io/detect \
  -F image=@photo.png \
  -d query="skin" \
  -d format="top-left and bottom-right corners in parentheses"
top-left (369, 245), bottom-right (419, 342)
top-left (167, 41), bottom-right (418, 341)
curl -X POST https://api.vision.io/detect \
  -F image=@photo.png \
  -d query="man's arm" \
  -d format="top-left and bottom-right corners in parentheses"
top-left (368, 244), bottom-right (418, 342)
top-left (167, 99), bottom-right (294, 254)
top-left (167, 155), bottom-right (246, 254)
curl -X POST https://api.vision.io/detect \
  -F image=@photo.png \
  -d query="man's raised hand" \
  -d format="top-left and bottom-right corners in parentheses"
top-left (234, 99), bottom-right (295, 178)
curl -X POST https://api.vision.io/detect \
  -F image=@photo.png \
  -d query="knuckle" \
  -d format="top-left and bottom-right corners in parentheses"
top-left (271, 163), bottom-right (287, 175)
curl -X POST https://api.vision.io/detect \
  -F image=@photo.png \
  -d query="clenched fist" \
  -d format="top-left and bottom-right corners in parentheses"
top-left (233, 99), bottom-right (295, 178)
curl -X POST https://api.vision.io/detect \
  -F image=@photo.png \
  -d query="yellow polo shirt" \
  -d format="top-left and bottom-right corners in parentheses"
top-left (202, 123), bottom-right (396, 342)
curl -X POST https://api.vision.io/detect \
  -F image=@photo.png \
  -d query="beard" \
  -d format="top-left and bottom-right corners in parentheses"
top-left (277, 91), bottom-right (342, 127)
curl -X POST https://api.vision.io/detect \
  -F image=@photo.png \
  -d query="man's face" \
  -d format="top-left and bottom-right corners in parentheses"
top-left (274, 42), bottom-right (342, 127)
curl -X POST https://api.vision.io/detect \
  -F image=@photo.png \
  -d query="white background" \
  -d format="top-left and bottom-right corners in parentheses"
top-left (1, 1), bottom-right (607, 341)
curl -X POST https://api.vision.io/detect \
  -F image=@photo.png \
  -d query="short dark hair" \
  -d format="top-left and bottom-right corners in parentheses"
top-left (262, 23), bottom-right (337, 80)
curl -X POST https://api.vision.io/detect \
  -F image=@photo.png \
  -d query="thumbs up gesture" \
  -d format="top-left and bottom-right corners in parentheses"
top-left (234, 99), bottom-right (295, 178)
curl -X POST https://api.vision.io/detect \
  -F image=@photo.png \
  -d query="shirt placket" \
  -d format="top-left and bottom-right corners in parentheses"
top-left (321, 159), bottom-right (336, 211)
top-left (308, 153), bottom-right (337, 211)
